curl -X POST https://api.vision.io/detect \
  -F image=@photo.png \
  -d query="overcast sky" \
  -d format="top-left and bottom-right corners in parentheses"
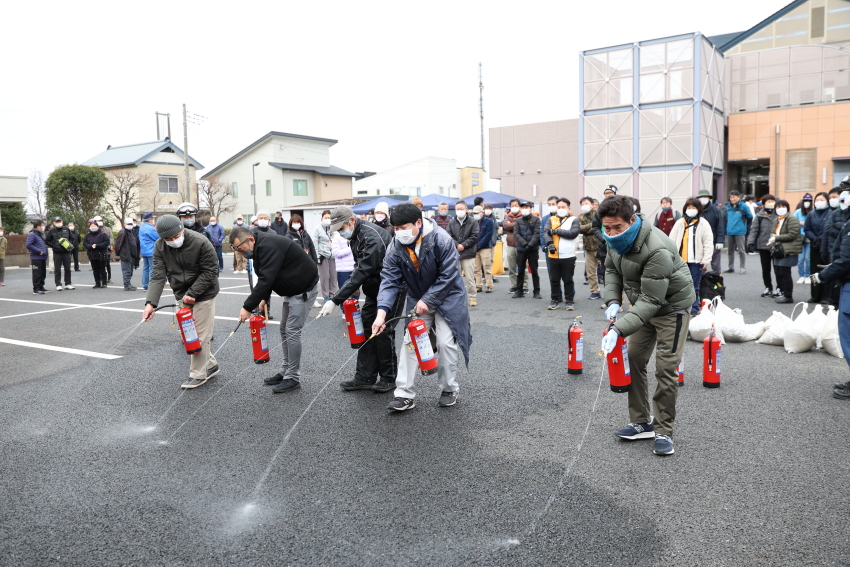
top-left (2, 0), bottom-right (788, 186)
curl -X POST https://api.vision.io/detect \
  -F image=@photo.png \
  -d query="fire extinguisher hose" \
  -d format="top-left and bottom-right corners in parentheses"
top-left (152, 303), bottom-right (180, 313)
top-left (211, 320), bottom-right (243, 358)
top-left (368, 310), bottom-right (418, 339)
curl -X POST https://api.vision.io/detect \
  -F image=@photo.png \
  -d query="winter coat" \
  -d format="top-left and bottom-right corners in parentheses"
top-left (377, 218), bottom-right (471, 366)
top-left (25, 229), bottom-right (47, 261)
top-left (83, 229), bottom-right (110, 261)
top-left (724, 202), bottom-right (753, 236)
top-left (67, 228), bottom-right (81, 248)
top-left (242, 232), bottom-right (319, 312)
top-left (747, 210), bottom-right (777, 251)
top-left (477, 216), bottom-right (494, 250)
top-left (539, 213), bottom-right (554, 250)
top-left (207, 222), bottom-right (225, 247)
top-left (502, 213), bottom-right (520, 247)
top-left (579, 212), bottom-right (599, 252)
top-left (668, 217), bottom-right (714, 265)
top-left (818, 218), bottom-right (850, 284)
top-left (132, 225), bottom-right (141, 257)
top-left (653, 209), bottom-right (681, 236)
top-left (188, 221), bottom-right (213, 244)
top-left (772, 214), bottom-right (802, 257)
top-left (270, 218), bottom-right (289, 237)
top-left (45, 225), bottom-right (73, 254)
top-left (542, 215), bottom-right (580, 259)
top-left (311, 224), bottom-right (333, 260)
top-left (145, 229), bottom-right (220, 306)
top-left (603, 214), bottom-right (696, 338)
top-left (822, 208), bottom-right (850, 262)
top-left (446, 215), bottom-right (479, 260)
top-left (513, 214), bottom-right (541, 253)
top-left (332, 235), bottom-right (355, 272)
top-left (702, 203), bottom-right (725, 245)
top-left (115, 228), bottom-right (139, 262)
top-left (434, 214), bottom-right (451, 231)
top-left (139, 222), bottom-right (159, 257)
top-left (0, 235), bottom-right (5, 260)
top-left (804, 207), bottom-right (830, 245)
top-left (287, 228), bottom-right (318, 264)
top-left (333, 219), bottom-right (392, 303)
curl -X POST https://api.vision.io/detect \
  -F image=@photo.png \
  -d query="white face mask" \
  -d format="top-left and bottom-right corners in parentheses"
top-left (556, 209), bottom-right (568, 217)
top-left (89, 225), bottom-right (98, 232)
top-left (165, 235), bottom-right (184, 248)
top-left (548, 206), bottom-right (557, 214)
top-left (510, 207), bottom-right (520, 214)
top-left (581, 204), bottom-right (591, 214)
top-left (96, 221), bottom-right (103, 226)
top-left (815, 200), bottom-right (828, 210)
top-left (521, 209), bottom-right (531, 216)
top-left (830, 198), bottom-right (840, 208)
top-left (699, 197), bottom-right (710, 206)
top-left (0, 232), bottom-right (3, 237)
top-left (236, 220), bottom-right (244, 225)
top-left (209, 221), bottom-right (217, 226)
top-left (374, 213), bottom-right (386, 222)
top-left (841, 201), bottom-right (850, 211)
top-left (68, 226), bottom-right (75, 231)
top-left (124, 224), bottom-right (133, 229)
top-left (484, 209), bottom-right (492, 216)
top-left (456, 210), bottom-right (467, 219)
top-left (321, 218), bottom-right (331, 226)
top-left (685, 209), bottom-right (698, 218)
top-left (291, 223), bottom-right (301, 231)
top-left (395, 228), bottom-right (416, 245)
top-left (257, 219), bottom-right (269, 228)
top-left (473, 214), bottom-right (482, 220)
top-left (803, 202), bottom-right (811, 209)
top-left (775, 207), bottom-right (788, 216)
top-left (54, 223), bottom-right (62, 228)
top-left (633, 205), bottom-right (638, 212)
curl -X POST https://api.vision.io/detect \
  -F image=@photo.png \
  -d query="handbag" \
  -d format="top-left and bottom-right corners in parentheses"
top-left (771, 242), bottom-right (786, 259)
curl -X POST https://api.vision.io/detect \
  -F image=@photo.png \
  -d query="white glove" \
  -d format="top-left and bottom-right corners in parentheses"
top-left (601, 329), bottom-right (619, 355)
top-left (604, 303), bottom-right (620, 320)
top-left (811, 273), bottom-right (821, 285)
top-left (316, 300), bottom-right (336, 318)
top-left (715, 243), bottom-right (723, 250)
top-left (767, 236), bottom-right (776, 246)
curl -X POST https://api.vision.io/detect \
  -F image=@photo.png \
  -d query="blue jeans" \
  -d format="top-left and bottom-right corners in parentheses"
top-left (142, 256), bottom-right (153, 289)
top-left (214, 244), bottom-right (223, 270)
top-left (797, 242), bottom-right (810, 278)
top-left (688, 263), bottom-right (702, 312)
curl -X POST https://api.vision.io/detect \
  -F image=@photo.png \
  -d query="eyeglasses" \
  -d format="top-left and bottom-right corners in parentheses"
top-left (230, 240), bottom-right (248, 252)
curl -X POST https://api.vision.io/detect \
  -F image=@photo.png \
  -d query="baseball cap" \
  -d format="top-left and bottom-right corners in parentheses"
top-left (329, 206), bottom-right (355, 232)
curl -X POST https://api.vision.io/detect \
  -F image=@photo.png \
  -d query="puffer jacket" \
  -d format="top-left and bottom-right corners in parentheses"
top-left (83, 228), bottom-right (110, 261)
top-left (804, 206), bottom-right (830, 250)
top-left (772, 214), bottom-right (802, 257)
top-left (818, 218), bottom-right (850, 284)
top-left (446, 215), bottom-right (479, 259)
top-left (145, 229), bottom-right (220, 306)
top-left (542, 215), bottom-right (580, 258)
top-left (332, 219), bottom-right (392, 303)
top-left (332, 235), bottom-right (355, 272)
top-left (603, 214), bottom-right (696, 338)
top-left (502, 212), bottom-right (520, 247)
top-left (311, 224), bottom-right (333, 260)
top-left (0, 235), bottom-right (6, 259)
top-left (45, 225), bottom-right (73, 253)
top-left (25, 229), bottom-right (47, 261)
top-left (822, 208), bottom-right (850, 262)
top-left (747, 210), bottom-right (777, 251)
top-left (579, 212), bottom-right (599, 252)
top-left (513, 214), bottom-right (541, 253)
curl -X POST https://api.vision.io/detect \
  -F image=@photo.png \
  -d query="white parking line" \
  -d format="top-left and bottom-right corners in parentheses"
top-left (0, 297), bottom-right (150, 320)
top-left (0, 337), bottom-right (122, 359)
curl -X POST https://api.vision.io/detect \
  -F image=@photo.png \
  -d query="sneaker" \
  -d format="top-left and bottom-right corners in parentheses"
top-left (124, 286), bottom-right (137, 291)
top-left (64, 285), bottom-right (75, 290)
top-left (588, 293), bottom-right (601, 300)
top-left (92, 285), bottom-right (101, 289)
top-left (772, 288), bottom-right (783, 297)
top-left (723, 268), bottom-right (734, 274)
top-left (615, 422), bottom-right (655, 440)
top-left (107, 279), bottom-right (113, 284)
top-left (372, 380), bottom-right (395, 393)
top-left (512, 291), bottom-right (525, 299)
top-left (653, 434), bottom-right (675, 455)
top-left (0, 282), bottom-right (4, 286)
top-left (181, 377), bottom-right (209, 389)
top-left (206, 364), bottom-right (220, 379)
top-left (469, 299), bottom-right (477, 307)
top-left (313, 299), bottom-right (323, 308)
top-left (532, 292), bottom-right (542, 299)
top-left (761, 287), bottom-right (772, 297)
top-left (439, 391), bottom-right (458, 407)
top-left (273, 378), bottom-right (301, 393)
top-left (833, 380), bottom-right (850, 389)
top-left (548, 301), bottom-right (560, 310)
top-left (56, 285), bottom-right (63, 291)
top-left (739, 268), bottom-right (746, 274)
top-left (33, 290), bottom-right (45, 295)
top-left (805, 277), bottom-right (811, 284)
top-left (388, 397), bottom-right (416, 411)
top-left (143, 287), bottom-right (148, 291)
top-left (508, 287), bottom-right (517, 293)
top-left (833, 387), bottom-right (850, 400)
top-left (340, 378), bottom-right (375, 391)
top-left (797, 277), bottom-right (805, 284)
top-left (775, 296), bottom-right (793, 304)
top-left (264, 373), bottom-right (284, 385)
top-left (583, 281), bottom-right (589, 285)
top-left (565, 301), bottom-right (575, 311)
top-left (476, 287), bottom-right (483, 292)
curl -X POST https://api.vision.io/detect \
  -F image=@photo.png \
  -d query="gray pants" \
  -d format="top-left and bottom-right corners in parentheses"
top-left (395, 307), bottom-right (459, 399)
top-left (318, 256), bottom-right (338, 299)
top-left (121, 260), bottom-right (134, 288)
top-left (505, 245), bottom-right (517, 287)
top-left (279, 286), bottom-right (319, 383)
top-left (711, 246), bottom-right (722, 273)
top-left (726, 235), bottom-right (746, 270)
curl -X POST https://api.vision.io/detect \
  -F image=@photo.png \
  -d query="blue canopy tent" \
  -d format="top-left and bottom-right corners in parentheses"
top-left (351, 197), bottom-right (403, 215)
top-left (463, 190), bottom-right (521, 209)
top-left (405, 193), bottom-right (459, 211)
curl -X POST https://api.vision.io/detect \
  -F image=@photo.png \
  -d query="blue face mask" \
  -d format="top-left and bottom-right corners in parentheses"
top-left (603, 215), bottom-right (643, 255)
top-left (661, 206), bottom-right (670, 212)
top-left (339, 226), bottom-right (353, 240)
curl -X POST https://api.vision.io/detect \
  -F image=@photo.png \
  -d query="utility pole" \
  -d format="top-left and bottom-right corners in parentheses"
top-left (182, 104), bottom-right (193, 206)
top-left (479, 62), bottom-right (484, 171)
top-left (155, 112), bottom-right (171, 140)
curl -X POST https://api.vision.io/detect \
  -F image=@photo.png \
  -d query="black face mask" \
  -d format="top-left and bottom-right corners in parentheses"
top-left (241, 249), bottom-right (253, 260)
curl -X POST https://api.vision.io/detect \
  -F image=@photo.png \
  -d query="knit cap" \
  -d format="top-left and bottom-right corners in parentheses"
top-left (156, 214), bottom-right (183, 238)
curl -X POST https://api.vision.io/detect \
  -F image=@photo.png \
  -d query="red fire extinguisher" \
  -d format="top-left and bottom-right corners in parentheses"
top-left (703, 325), bottom-right (721, 388)
top-left (176, 307), bottom-right (202, 355)
top-left (602, 319), bottom-right (630, 393)
top-left (677, 356), bottom-right (684, 387)
top-left (343, 298), bottom-right (366, 349)
top-left (250, 311), bottom-right (270, 364)
top-left (567, 316), bottom-right (583, 375)
top-left (407, 317), bottom-right (438, 376)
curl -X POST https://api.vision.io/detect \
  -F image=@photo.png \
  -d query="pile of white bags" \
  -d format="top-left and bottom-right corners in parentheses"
top-left (784, 302), bottom-right (818, 353)
top-left (757, 311), bottom-right (793, 346)
top-left (688, 300), bottom-right (725, 344)
top-left (690, 297), bottom-right (765, 343)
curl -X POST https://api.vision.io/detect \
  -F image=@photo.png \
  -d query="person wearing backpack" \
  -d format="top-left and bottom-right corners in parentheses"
top-left (653, 197), bottom-right (681, 236)
top-left (44, 216), bottom-right (75, 291)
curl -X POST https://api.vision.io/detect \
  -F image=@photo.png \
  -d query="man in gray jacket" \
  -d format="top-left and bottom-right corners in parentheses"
top-left (446, 201), bottom-right (479, 307)
top-left (142, 215), bottom-right (221, 389)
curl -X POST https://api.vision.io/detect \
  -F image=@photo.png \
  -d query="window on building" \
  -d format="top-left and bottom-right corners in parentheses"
top-left (158, 175), bottom-right (179, 194)
top-left (786, 149), bottom-right (816, 193)
top-left (233, 181), bottom-right (238, 197)
top-left (472, 180), bottom-right (479, 186)
top-left (266, 180), bottom-right (271, 196)
top-left (357, 190), bottom-right (368, 195)
top-left (472, 172), bottom-right (479, 178)
top-left (293, 179), bottom-right (307, 196)
top-left (438, 186), bottom-right (444, 194)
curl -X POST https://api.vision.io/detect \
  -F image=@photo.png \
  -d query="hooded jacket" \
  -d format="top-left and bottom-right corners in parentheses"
top-left (25, 228), bottom-right (47, 261)
top-left (822, 208), bottom-right (850, 261)
top-left (83, 228), bottom-right (110, 261)
top-left (747, 210), bottom-right (777, 251)
top-left (145, 229), bottom-right (220, 306)
top-left (514, 214), bottom-right (541, 253)
top-left (242, 232), bottom-right (319, 312)
top-left (139, 222), bottom-right (159, 257)
top-left (377, 218), bottom-right (471, 366)
top-left (502, 212), bottom-right (520, 247)
top-left (818, 218), bottom-right (850, 284)
top-left (668, 216), bottom-right (714, 264)
top-left (603, 213), bottom-right (696, 338)
top-left (446, 215), bottom-right (479, 260)
top-left (332, 219), bottom-right (392, 303)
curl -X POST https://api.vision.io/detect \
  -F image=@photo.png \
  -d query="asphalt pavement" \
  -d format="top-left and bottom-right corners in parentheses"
top-left (0, 255), bottom-right (848, 566)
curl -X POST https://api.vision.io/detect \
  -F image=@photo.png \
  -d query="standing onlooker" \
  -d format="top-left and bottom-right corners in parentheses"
top-left (93, 216), bottom-right (113, 284)
top-left (668, 199), bottom-right (714, 314)
top-left (822, 188), bottom-right (850, 306)
top-left (372, 201), bottom-right (394, 236)
top-left (207, 216), bottom-right (225, 272)
top-left (542, 197), bottom-right (580, 310)
top-left (447, 201), bottom-right (479, 307)
top-left (539, 195), bottom-right (563, 301)
top-left (45, 216), bottom-right (75, 291)
top-left (411, 197), bottom-right (424, 211)
top-left (84, 220), bottom-right (110, 288)
top-left (131, 219), bottom-right (141, 269)
top-left (139, 212), bottom-right (158, 291)
top-left (0, 226), bottom-right (6, 286)
top-left (313, 209), bottom-right (338, 305)
top-left (805, 192), bottom-right (831, 304)
top-left (232, 215), bottom-right (248, 273)
top-left (473, 205), bottom-right (494, 293)
top-left (770, 200), bottom-right (802, 304)
top-left (579, 197), bottom-right (601, 300)
top-left (26, 219), bottom-right (48, 294)
top-left (513, 201), bottom-right (542, 299)
top-left (115, 218), bottom-right (139, 291)
top-left (287, 214), bottom-right (317, 263)
top-left (795, 193), bottom-right (813, 284)
top-left (332, 230), bottom-right (357, 315)
top-left (747, 194), bottom-right (778, 297)
top-left (697, 189), bottom-right (725, 273)
top-left (271, 211), bottom-right (289, 236)
top-left (724, 190), bottom-right (753, 274)
top-left (653, 196), bottom-right (681, 236)
top-left (435, 202), bottom-right (451, 230)
top-left (67, 221), bottom-right (81, 272)
top-left (502, 199), bottom-right (521, 293)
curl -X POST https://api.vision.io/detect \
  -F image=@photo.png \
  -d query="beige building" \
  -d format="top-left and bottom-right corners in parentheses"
top-left (458, 166), bottom-right (486, 198)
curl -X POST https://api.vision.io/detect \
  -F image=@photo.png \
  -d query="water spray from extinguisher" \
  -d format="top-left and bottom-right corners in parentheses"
top-left (599, 318), bottom-right (631, 393)
top-left (567, 316), bottom-right (583, 375)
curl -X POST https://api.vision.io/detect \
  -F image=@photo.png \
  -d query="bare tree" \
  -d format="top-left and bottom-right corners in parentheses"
top-left (146, 190), bottom-right (164, 216)
top-left (106, 170), bottom-right (151, 223)
top-left (198, 176), bottom-right (237, 220)
top-left (27, 168), bottom-right (47, 219)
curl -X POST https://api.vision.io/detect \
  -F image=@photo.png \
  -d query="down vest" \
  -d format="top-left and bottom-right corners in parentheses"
top-left (603, 213), bottom-right (696, 338)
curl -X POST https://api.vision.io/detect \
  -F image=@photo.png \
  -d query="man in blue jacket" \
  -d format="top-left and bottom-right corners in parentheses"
top-left (372, 203), bottom-right (472, 411)
top-left (206, 216), bottom-right (226, 272)
top-left (473, 205), bottom-right (494, 293)
top-left (138, 212), bottom-right (159, 291)
top-left (25, 219), bottom-right (48, 294)
top-left (724, 190), bottom-right (752, 274)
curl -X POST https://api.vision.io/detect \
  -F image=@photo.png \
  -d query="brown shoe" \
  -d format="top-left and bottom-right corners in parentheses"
top-left (469, 299), bottom-right (477, 307)
top-left (181, 377), bottom-right (209, 389)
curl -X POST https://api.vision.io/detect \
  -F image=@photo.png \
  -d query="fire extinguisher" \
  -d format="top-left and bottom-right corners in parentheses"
top-left (407, 317), bottom-right (438, 376)
top-left (703, 325), bottom-right (721, 388)
top-left (250, 311), bottom-right (270, 364)
top-left (567, 316), bottom-right (583, 375)
top-left (343, 298), bottom-right (366, 349)
top-left (176, 306), bottom-right (202, 355)
top-left (677, 356), bottom-right (684, 387)
top-left (601, 319), bottom-right (630, 393)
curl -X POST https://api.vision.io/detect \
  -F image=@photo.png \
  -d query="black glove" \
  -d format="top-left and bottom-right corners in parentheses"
top-left (318, 256), bottom-right (324, 265)
top-left (547, 244), bottom-right (556, 254)
top-left (747, 243), bottom-right (755, 254)
top-left (545, 228), bottom-right (552, 236)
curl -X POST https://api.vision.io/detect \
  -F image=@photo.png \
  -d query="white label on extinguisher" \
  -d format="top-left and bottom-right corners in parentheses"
top-left (715, 351), bottom-right (721, 375)
top-left (415, 333), bottom-right (435, 362)
top-left (621, 343), bottom-right (630, 376)
top-left (677, 358), bottom-right (684, 374)
top-left (576, 339), bottom-right (583, 363)
top-left (259, 325), bottom-right (268, 352)
top-left (181, 319), bottom-right (199, 344)
top-left (352, 310), bottom-right (365, 336)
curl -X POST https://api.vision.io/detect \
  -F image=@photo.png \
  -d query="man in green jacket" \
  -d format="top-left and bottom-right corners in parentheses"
top-left (142, 215), bottom-right (221, 389)
top-left (598, 195), bottom-right (695, 456)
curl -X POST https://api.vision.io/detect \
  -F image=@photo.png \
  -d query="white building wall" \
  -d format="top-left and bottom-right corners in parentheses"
top-left (271, 136), bottom-right (332, 167)
top-left (353, 157), bottom-right (459, 198)
top-left (146, 150), bottom-right (186, 166)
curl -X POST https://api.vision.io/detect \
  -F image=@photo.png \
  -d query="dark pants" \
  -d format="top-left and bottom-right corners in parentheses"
top-left (810, 244), bottom-right (826, 302)
top-left (105, 259), bottom-right (111, 281)
top-left (688, 263), bottom-right (702, 311)
top-left (776, 265), bottom-right (794, 299)
top-left (121, 260), bottom-right (134, 287)
top-left (53, 252), bottom-right (72, 286)
top-left (516, 248), bottom-right (540, 294)
top-left (758, 249), bottom-right (774, 291)
top-left (72, 247), bottom-right (80, 270)
top-left (354, 292), bottom-right (405, 383)
top-left (214, 245), bottom-right (223, 270)
top-left (336, 271), bottom-right (358, 311)
top-left (31, 259), bottom-right (46, 291)
top-left (91, 259), bottom-right (107, 286)
top-left (549, 256), bottom-right (576, 302)
top-left (545, 255), bottom-right (563, 299)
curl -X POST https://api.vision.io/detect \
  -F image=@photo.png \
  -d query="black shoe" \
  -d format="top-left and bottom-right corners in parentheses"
top-left (439, 391), bottom-right (458, 407)
top-left (388, 397), bottom-right (416, 411)
top-left (583, 281), bottom-right (589, 285)
top-left (273, 378), bottom-right (300, 393)
top-left (548, 301), bottom-right (560, 310)
top-left (833, 380), bottom-right (850, 389)
top-left (33, 290), bottom-right (45, 295)
top-left (264, 373), bottom-right (284, 385)
top-left (372, 380), bottom-right (395, 393)
top-left (508, 287), bottom-right (517, 293)
top-left (723, 268), bottom-right (734, 273)
top-left (124, 286), bottom-right (137, 291)
top-left (833, 387), bottom-right (850, 400)
top-left (267, 314), bottom-right (274, 320)
top-left (532, 292), bottom-right (542, 299)
top-left (340, 378), bottom-right (376, 391)
top-left (565, 301), bottom-right (575, 311)
top-left (512, 291), bottom-right (525, 299)
top-left (92, 284), bottom-right (101, 289)
top-left (206, 364), bottom-right (220, 379)
top-left (775, 296), bottom-right (793, 304)
top-left (761, 287), bottom-right (772, 297)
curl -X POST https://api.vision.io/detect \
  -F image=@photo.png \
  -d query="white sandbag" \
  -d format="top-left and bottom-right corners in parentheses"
top-left (713, 298), bottom-right (747, 342)
top-left (784, 302), bottom-right (817, 354)
top-left (688, 302), bottom-right (726, 344)
top-left (738, 321), bottom-right (766, 342)
top-left (757, 311), bottom-right (793, 346)
top-left (809, 304), bottom-right (828, 349)
top-left (822, 307), bottom-right (844, 358)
